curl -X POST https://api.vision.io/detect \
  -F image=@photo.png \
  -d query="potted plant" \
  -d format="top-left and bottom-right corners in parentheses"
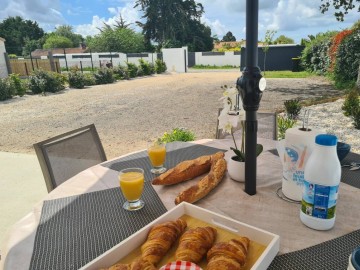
top-left (218, 85), bottom-right (263, 182)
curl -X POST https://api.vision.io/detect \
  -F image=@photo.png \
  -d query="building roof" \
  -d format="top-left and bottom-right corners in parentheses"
top-left (31, 47), bottom-right (87, 58)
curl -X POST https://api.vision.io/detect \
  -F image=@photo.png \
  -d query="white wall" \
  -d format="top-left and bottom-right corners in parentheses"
top-left (0, 38), bottom-right (8, 78)
top-left (162, 47), bottom-right (187, 73)
top-left (195, 51), bottom-right (240, 67)
top-left (53, 52), bottom-right (158, 69)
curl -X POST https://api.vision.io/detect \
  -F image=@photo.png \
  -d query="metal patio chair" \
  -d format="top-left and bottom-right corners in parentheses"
top-left (34, 124), bottom-right (107, 192)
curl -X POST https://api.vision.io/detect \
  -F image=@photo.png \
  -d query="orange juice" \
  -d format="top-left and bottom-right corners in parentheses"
top-left (119, 171), bottom-right (144, 201)
top-left (148, 144), bottom-right (166, 166)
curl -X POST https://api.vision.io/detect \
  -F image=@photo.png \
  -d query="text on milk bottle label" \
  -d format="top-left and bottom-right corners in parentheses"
top-left (301, 180), bottom-right (339, 219)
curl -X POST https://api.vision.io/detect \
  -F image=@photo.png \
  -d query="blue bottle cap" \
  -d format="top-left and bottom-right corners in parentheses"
top-left (351, 247), bottom-right (360, 270)
top-left (315, 134), bottom-right (337, 146)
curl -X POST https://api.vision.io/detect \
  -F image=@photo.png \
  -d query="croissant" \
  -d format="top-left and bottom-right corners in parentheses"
top-left (105, 257), bottom-right (156, 270)
top-left (175, 226), bottom-right (217, 263)
top-left (141, 219), bottom-right (187, 265)
top-left (206, 237), bottom-right (250, 270)
top-left (152, 152), bottom-right (224, 185)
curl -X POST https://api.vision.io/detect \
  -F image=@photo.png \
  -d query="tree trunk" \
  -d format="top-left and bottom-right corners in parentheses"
top-left (357, 64), bottom-right (360, 90)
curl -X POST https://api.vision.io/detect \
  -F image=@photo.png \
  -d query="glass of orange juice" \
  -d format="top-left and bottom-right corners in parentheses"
top-left (119, 168), bottom-right (145, 211)
top-left (147, 140), bottom-right (167, 174)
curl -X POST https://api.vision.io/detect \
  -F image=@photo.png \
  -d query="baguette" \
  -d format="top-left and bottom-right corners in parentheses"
top-left (152, 152), bottom-right (224, 186)
top-left (174, 157), bottom-right (226, 204)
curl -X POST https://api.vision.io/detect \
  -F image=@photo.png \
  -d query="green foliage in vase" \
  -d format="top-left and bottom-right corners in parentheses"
top-left (161, 128), bottom-right (196, 143)
top-left (277, 115), bottom-right (297, 140)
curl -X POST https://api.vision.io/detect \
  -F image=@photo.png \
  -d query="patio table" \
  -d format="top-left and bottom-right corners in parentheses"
top-left (1, 138), bottom-right (360, 270)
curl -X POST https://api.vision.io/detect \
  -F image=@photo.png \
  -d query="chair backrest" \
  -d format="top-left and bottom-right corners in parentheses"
top-left (34, 124), bottom-right (107, 192)
top-left (216, 109), bottom-right (278, 140)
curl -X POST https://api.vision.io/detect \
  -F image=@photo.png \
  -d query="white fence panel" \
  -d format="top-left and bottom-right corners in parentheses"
top-left (195, 52), bottom-right (240, 67)
top-left (0, 38), bottom-right (8, 78)
top-left (162, 47), bottom-right (187, 73)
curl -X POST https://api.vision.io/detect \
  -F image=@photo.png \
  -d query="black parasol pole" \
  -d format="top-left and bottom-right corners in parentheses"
top-left (236, 0), bottom-right (265, 195)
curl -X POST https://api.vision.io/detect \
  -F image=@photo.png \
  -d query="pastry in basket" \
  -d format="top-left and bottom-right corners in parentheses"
top-left (174, 157), bottom-right (227, 204)
top-left (206, 237), bottom-right (250, 270)
top-left (175, 226), bottom-right (217, 263)
top-left (152, 152), bottom-right (224, 185)
top-left (141, 218), bottom-right (187, 265)
top-left (105, 257), bottom-right (156, 270)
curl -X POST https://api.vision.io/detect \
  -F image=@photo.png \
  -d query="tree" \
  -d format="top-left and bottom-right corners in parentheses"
top-left (134, 0), bottom-right (212, 51)
top-left (22, 38), bottom-right (42, 56)
top-left (43, 35), bottom-right (73, 49)
top-left (274, 35), bottom-right (295, 44)
top-left (87, 28), bottom-right (145, 53)
top-left (222, 31), bottom-right (236, 42)
top-left (320, 0), bottom-right (360, 21)
top-left (0, 16), bottom-right (44, 55)
top-left (262, 30), bottom-right (277, 75)
top-left (53, 25), bottom-right (83, 47)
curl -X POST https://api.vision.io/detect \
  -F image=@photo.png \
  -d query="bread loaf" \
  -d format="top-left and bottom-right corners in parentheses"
top-left (206, 237), bottom-right (250, 270)
top-left (152, 152), bottom-right (224, 185)
top-left (174, 157), bottom-right (226, 204)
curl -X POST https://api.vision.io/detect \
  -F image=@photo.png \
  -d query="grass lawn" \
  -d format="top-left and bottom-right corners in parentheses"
top-left (262, 70), bottom-right (313, 78)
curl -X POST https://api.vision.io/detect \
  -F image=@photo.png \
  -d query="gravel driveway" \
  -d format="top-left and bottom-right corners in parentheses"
top-left (0, 71), bottom-right (343, 159)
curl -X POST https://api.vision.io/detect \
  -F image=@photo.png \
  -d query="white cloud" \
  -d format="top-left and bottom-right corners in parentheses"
top-left (0, 0), bottom-right (65, 31)
top-left (201, 16), bottom-right (227, 37)
top-left (74, 2), bottom-right (142, 37)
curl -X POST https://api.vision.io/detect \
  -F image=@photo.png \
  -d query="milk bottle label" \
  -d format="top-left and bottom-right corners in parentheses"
top-left (301, 180), bottom-right (339, 219)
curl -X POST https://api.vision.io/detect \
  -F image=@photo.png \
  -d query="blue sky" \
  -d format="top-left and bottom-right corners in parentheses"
top-left (0, 0), bottom-right (358, 44)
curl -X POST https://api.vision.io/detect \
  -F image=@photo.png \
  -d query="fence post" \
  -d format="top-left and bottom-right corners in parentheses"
top-left (80, 61), bottom-right (83, 73)
top-left (36, 58), bottom-right (39, 69)
top-left (63, 48), bottom-right (69, 71)
top-left (4, 52), bottom-right (12, 75)
top-left (30, 54), bottom-right (35, 71)
top-left (24, 62), bottom-right (29, 76)
top-left (110, 51), bottom-right (113, 66)
top-left (48, 51), bottom-right (56, 72)
top-left (90, 49), bottom-right (94, 71)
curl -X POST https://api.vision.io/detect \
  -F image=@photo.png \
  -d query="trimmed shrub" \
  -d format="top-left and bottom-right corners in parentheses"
top-left (155, 59), bottom-right (167, 74)
top-left (342, 89), bottom-right (360, 116)
top-left (284, 99), bottom-right (302, 119)
top-left (113, 65), bottom-right (129, 80)
top-left (94, 68), bottom-right (115, 85)
top-left (333, 28), bottom-right (360, 89)
top-left (68, 70), bottom-right (86, 89)
top-left (8, 73), bottom-right (26, 96)
top-left (160, 128), bottom-right (195, 143)
top-left (352, 106), bottom-right (360, 129)
top-left (83, 73), bottom-right (96, 86)
top-left (0, 78), bottom-right (12, 101)
top-left (126, 62), bottom-right (138, 78)
top-left (138, 59), bottom-right (153, 76)
top-left (301, 31), bottom-right (337, 74)
top-left (28, 70), bottom-right (65, 94)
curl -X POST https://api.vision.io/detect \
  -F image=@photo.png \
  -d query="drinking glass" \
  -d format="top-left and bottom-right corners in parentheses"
top-left (147, 140), bottom-right (167, 174)
top-left (119, 168), bottom-right (145, 211)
